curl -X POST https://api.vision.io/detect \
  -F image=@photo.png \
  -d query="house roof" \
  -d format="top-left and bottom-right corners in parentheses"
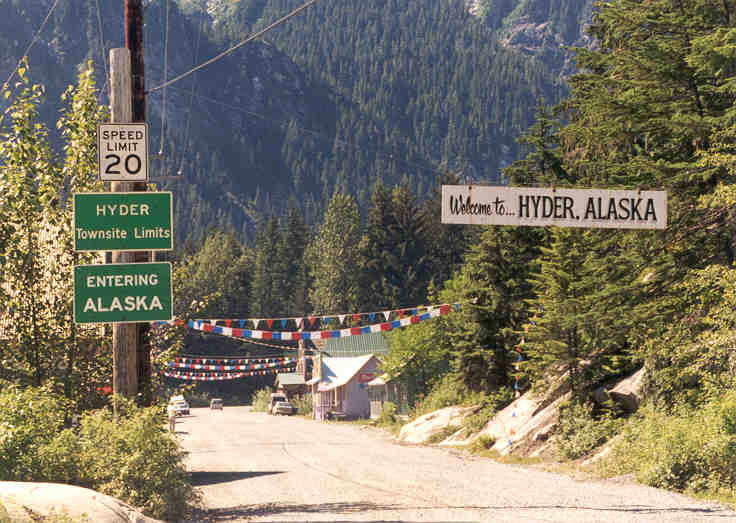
top-left (324, 333), bottom-right (389, 357)
top-left (276, 372), bottom-right (306, 386)
top-left (366, 374), bottom-right (388, 387)
top-left (317, 354), bottom-right (376, 391)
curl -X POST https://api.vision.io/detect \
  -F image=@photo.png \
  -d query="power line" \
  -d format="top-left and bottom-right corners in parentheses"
top-left (95, 0), bottom-right (110, 100)
top-left (1, 0), bottom-right (61, 95)
top-left (162, 85), bottom-right (446, 177)
top-left (147, 0), bottom-right (318, 94)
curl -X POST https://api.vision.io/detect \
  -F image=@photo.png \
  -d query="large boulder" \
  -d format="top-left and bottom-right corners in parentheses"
top-left (609, 368), bottom-right (646, 412)
top-left (397, 405), bottom-right (478, 444)
top-left (0, 482), bottom-right (160, 523)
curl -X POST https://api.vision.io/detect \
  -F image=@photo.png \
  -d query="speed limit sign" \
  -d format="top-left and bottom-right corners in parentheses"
top-left (98, 123), bottom-right (148, 181)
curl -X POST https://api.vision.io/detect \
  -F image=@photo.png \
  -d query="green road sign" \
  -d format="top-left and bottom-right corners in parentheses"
top-left (74, 192), bottom-right (173, 252)
top-left (74, 262), bottom-right (173, 324)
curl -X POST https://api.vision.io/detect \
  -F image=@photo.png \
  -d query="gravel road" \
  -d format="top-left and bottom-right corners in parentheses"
top-left (178, 406), bottom-right (735, 522)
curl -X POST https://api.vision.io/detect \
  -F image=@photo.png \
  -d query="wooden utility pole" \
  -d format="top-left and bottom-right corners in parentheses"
top-left (110, 0), bottom-right (150, 410)
top-left (124, 0), bottom-right (153, 403)
top-left (109, 49), bottom-right (138, 406)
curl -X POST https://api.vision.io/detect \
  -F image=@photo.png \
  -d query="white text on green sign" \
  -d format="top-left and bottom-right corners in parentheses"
top-left (74, 192), bottom-right (173, 252)
top-left (74, 262), bottom-right (173, 324)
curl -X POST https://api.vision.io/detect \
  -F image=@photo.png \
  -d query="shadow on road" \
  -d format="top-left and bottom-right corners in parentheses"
top-left (187, 501), bottom-right (406, 521)
top-left (189, 471), bottom-right (285, 486)
top-left (185, 501), bottom-right (735, 521)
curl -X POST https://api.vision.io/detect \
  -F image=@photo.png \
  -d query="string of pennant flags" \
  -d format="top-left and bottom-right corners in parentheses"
top-left (168, 358), bottom-right (296, 371)
top-left (177, 303), bottom-right (460, 330)
top-left (506, 303), bottom-right (543, 448)
top-left (188, 303), bottom-right (459, 341)
top-left (173, 356), bottom-right (295, 365)
top-left (159, 302), bottom-right (462, 382)
top-left (163, 366), bottom-right (294, 381)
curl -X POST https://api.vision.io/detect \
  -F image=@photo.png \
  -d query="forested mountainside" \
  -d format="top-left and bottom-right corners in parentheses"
top-left (1, 0), bottom-right (568, 244)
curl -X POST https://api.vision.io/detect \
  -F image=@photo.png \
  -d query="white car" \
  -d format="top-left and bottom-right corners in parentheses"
top-left (169, 395), bottom-right (189, 416)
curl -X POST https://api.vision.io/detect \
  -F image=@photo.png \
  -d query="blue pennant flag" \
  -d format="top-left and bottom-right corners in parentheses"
top-left (239, 320), bottom-right (245, 328)
top-left (369, 313), bottom-right (375, 323)
top-left (281, 319), bottom-right (288, 329)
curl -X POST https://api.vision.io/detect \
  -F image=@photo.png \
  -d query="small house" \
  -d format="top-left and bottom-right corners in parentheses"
top-left (275, 372), bottom-right (307, 399)
top-left (367, 373), bottom-right (409, 419)
top-left (308, 354), bottom-right (379, 420)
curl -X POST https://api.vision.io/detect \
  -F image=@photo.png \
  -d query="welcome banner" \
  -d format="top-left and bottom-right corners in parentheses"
top-left (441, 186), bottom-right (667, 229)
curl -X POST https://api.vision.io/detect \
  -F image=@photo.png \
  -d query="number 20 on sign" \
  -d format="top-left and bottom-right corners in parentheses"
top-left (98, 123), bottom-right (148, 181)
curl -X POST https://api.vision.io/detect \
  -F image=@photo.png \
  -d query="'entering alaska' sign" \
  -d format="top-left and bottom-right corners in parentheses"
top-left (441, 186), bottom-right (667, 229)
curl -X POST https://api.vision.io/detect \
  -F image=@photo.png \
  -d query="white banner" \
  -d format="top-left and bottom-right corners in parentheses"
top-left (441, 186), bottom-right (667, 229)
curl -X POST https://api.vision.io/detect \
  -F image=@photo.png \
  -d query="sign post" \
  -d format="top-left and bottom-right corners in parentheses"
top-left (98, 123), bottom-right (148, 182)
top-left (74, 192), bottom-right (173, 252)
top-left (74, 262), bottom-right (173, 324)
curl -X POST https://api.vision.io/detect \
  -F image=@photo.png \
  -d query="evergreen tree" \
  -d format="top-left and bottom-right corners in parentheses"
top-left (306, 192), bottom-right (361, 314)
top-left (449, 226), bottom-right (543, 392)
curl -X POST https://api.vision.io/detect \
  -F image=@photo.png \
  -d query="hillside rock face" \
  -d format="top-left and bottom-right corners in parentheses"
top-left (397, 405), bottom-right (479, 444)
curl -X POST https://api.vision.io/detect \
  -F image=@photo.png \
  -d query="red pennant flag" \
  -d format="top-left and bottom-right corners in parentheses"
top-left (225, 320), bottom-right (231, 328)
top-left (353, 314), bottom-right (360, 324)
top-left (308, 317), bottom-right (316, 327)
top-left (398, 309), bottom-right (404, 318)
top-left (267, 319), bottom-right (273, 329)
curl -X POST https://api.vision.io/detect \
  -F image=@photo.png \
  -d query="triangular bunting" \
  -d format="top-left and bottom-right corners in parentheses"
top-left (267, 319), bottom-right (273, 329)
top-left (383, 311), bottom-right (391, 321)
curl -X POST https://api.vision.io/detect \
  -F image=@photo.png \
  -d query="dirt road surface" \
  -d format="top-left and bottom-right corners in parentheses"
top-left (178, 406), bottom-right (735, 522)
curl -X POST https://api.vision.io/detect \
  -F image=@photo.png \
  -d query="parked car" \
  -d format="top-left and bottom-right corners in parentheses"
top-left (168, 395), bottom-right (189, 415)
top-left (268, 392), bottom-right (288, 415)
top-left (210, 398), bottom-right (223, 410)
top-left (272, 401), bottom-right (297, 416)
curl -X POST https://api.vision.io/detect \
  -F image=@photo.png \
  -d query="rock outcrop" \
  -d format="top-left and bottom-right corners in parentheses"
top-left (397, 405), bottom-right (479, 444)
top-left (0, 482), bottom-right (160, 523)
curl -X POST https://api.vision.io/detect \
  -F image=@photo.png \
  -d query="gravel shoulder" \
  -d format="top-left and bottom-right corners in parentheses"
top-left (178, 406), bottom-right (736, 522)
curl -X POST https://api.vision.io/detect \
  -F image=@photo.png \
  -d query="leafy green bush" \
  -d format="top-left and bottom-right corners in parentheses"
top-left (0, 385), bottom-right (72, 481)
top-left (0, 387), bottom-right (195, 520)
top-left (599, 395), bottom-right (736, 499)
top-left (467, 434), bottom-right (496, 454)
top-left (251, 387), bottom-right (272, 412)
top-left (462, 388), bottom-right (514, 435)
top-left (291, 393), bottom-right (313, 415)
top-left (76, 402), bottom-right (194, 520)
top-left (556, 401), bottom-right (623, 460)
top-left (377, 402), bottom-right (397, 426)
top-left (426, 424), bottom-right (460, 444)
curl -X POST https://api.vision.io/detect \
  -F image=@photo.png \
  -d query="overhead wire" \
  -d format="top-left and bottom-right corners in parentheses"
top-left (165, 84), bottom-right (447, 177)
top-left (94, 0), bottom-right (110, 101)
top-left (147, 0), bottom-right (318, 94)
top-left (1, 0), bottom-right (61, 95)
top-left (158, 0), bottom-right (170, 156)
top-left (176, 12), bottom-right (204, 176)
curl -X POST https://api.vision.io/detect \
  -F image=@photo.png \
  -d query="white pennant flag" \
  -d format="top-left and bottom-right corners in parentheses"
top-left (383, 311), bottom-right (391, 321)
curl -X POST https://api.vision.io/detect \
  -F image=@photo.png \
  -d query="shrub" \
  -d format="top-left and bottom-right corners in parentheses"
top-left (377, 402), bottom-right (397, 426)
top-left (556, 401), bottom-right (623, 460)
top-left (462, 388), bottom-right (514, 435)
top-left (0, 387), bottom-right (195, 521)
top-left (467, 434), bottom-right (496, 454)
top-left (291, 393), bottom-right (313, 415)
top-left (251, 387), bottom-right (272, 412)
top-left (0, 385), bottom-right (72, 481)
top-left (426, 424), bottom-right (460, 444)
top-left (599, 394), bottom-right (736, 500)
top-left (76, 402), bottom-right (195, 520)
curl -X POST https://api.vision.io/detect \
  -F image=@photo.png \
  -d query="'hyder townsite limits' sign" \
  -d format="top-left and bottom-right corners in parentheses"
top-left (74, 192), bottom-right (173, 252)
top-left (441, 186), bottom-right (667, 229)
top-left (74, 262), bottom-right (173, 324)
